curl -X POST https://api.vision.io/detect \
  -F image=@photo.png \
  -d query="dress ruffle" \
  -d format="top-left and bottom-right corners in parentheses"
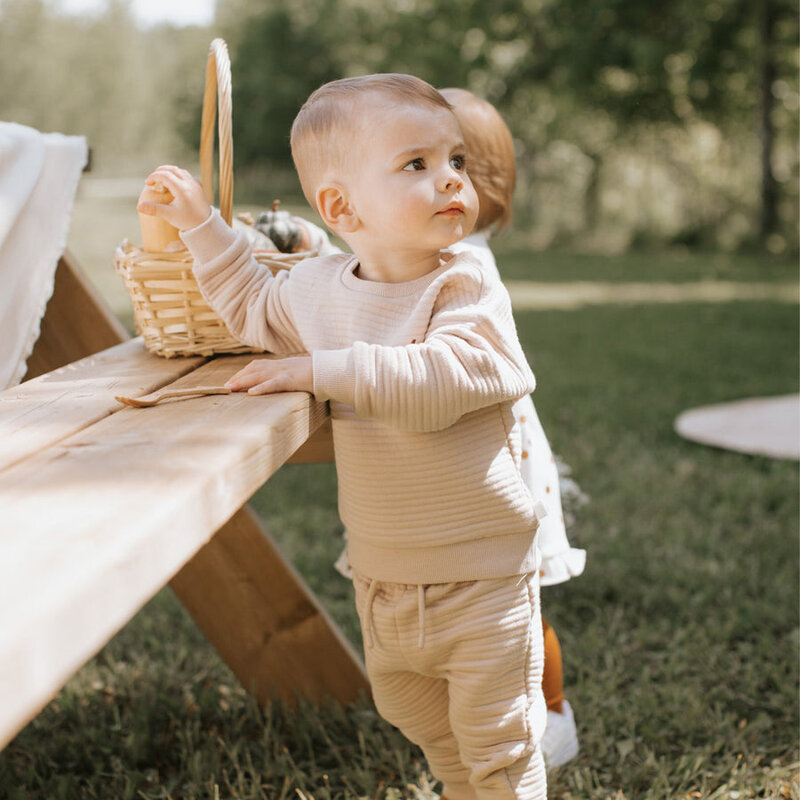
top-left (539, 545), bottom-right (587, 587)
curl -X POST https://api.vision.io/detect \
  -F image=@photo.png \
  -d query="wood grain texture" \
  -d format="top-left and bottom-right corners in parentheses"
top-left (0, 357), bottom-right (328, 749)
top-left (286, 417), bottom-right (334, 463)
top-left (171, 505), bottom-right (369, 706)
top-left (0, 339), bottom-right (205, 472)
top-left (3, 252), bottom-right (350, 752)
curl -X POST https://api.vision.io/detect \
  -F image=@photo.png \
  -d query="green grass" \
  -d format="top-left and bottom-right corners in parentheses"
top-left (515, 301), bottom-right (799, 799)
top-left (1, 253), bottom-right (798, 798)
top-left (492, 242), bottom-right (798, 285)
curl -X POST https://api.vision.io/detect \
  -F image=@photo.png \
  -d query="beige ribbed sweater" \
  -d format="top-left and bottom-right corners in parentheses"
top-left (183, 210), bottom-right (539, 583)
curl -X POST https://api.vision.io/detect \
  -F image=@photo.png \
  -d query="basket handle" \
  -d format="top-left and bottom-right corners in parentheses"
top-left (200, 39), bottom-right (233, 225)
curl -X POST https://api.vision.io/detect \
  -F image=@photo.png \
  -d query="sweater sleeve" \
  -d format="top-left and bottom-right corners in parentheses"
top-left (313, 265), bottom-right (535, 431)
top-left (180, 208), bottom-right (306, 354)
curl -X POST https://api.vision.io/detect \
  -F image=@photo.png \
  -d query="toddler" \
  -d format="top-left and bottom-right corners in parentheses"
top-left (440, 87), bottom-right (586, 770)
top-left (139, 74), bottom-right (548, 800)
top-left (288, 87), bottom-right (587, 770)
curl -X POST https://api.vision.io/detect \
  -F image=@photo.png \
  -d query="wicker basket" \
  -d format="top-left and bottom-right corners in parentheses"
top-left (115, 38), bottom-right (314, 358)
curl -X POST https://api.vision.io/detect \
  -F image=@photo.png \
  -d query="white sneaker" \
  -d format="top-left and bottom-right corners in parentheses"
top-left (541, 699), bottom-right (579, 769)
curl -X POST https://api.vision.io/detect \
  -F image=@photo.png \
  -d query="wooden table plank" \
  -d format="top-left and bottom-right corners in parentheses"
top-left (0, 355), bottom-right (329, 749)
top-left (0, 339), bottom-right (205, 471)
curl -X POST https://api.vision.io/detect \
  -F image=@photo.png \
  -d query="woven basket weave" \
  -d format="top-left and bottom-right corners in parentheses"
top-left (115, 39), bottom-right (313, 358)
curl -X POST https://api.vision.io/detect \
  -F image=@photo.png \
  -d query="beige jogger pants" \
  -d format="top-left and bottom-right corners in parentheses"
top-left (353, 571), bottom-right (547, 800)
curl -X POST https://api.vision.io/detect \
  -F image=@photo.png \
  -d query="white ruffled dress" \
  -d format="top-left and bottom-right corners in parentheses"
top-left (450, 234), bottom-right (586, 587)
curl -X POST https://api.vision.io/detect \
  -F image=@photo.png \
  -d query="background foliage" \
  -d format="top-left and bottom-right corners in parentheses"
top-left (1, 0), bottom-right (797, 253)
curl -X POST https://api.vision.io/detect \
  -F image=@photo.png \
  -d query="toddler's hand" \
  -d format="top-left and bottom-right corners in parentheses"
top-left (225, 356), bottom-right (314, 396)
top-left (138, 165), bottom-right (211, 231)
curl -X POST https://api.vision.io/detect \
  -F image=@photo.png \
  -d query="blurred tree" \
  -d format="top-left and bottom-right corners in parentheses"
top-left (0, 0), bottom-right (209, 172)
top-left (517, 0), bottom-right (798, 243)
top-left (397, 0), bottom-right (798, 248)
top-left (220, 0), bottom-right (343, 169)
top-left (14, 0), bottom-right (784, 249)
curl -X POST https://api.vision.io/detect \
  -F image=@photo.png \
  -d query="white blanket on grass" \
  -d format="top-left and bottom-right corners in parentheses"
top-left (0, 122), bottom-right (87, 389)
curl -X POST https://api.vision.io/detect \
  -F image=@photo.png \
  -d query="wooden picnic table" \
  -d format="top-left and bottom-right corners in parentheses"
top-left (0, 253), bottom-right (366, 751)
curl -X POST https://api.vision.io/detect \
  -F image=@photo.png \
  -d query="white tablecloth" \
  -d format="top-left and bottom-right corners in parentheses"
top-left (0, 122), bottom-right (87, 389)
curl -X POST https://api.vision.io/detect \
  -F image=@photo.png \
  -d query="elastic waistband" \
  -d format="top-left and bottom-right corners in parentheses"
top-left (348, 530), bottom-right (541, 585)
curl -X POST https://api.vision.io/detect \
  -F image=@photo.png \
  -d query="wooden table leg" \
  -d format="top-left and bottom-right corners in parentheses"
top-left (170, 505), bottom-right (369, 705)
top-left (23, 251), bottom-right (130, 381)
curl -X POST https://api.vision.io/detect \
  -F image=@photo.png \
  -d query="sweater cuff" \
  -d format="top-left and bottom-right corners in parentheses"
top-left (312, 348), bottom-right (355, 405)
top-left (180, 207), bottom-right (237, 265)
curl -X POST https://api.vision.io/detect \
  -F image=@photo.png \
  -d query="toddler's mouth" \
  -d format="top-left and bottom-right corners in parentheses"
top-left (437, 203), bottom-right (465, 217)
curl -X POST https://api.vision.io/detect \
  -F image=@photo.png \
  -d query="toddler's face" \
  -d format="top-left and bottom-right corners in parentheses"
top-left (345, 100), bottom-right (478, 256)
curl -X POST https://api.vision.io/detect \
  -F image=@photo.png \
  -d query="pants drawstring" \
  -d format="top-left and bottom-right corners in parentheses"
top-left (363, 579), bottom-right (427, 649)
top-left (418, 584), bottom-right (426, 648)
top-left (364, 578), bottom-right (378, 648)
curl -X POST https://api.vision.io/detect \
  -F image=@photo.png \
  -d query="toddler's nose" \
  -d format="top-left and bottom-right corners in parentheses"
top-left (438, 168), bottom-right (464, 193)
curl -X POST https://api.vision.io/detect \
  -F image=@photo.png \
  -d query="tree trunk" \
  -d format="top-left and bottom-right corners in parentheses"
top-left (759, 0), bottom-right (778, 240)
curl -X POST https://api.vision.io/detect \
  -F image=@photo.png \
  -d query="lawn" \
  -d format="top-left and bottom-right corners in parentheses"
top-left (1, 237), bottom-right (797, 798)
top-left (490, 242), bottom-right (799, 284)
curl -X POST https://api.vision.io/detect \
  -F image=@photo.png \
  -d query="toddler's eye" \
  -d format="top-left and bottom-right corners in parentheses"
top-left (450, 154), bottom-right (466, 171)
top-left (403, 158), bottom-right (425, 172)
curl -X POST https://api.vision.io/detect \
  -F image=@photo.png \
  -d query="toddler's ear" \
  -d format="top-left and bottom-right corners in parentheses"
top-left (316, 183), bottom-right (359, 233)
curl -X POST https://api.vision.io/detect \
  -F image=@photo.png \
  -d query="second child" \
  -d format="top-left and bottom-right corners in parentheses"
top-left (441, 87), bottom-right (586, 770)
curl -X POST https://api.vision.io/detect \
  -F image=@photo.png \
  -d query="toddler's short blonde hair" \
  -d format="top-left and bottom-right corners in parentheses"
top-left (439, 88), bottom-right (516, 232)
top-left (291, 74), bottom-right (452, 210)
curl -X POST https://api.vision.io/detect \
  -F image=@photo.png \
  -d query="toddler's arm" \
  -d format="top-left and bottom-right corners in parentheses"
top-left (140, 165), bottom-right (307, 357)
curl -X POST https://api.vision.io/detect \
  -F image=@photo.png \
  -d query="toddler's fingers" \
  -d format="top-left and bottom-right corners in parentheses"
top-left (225, 364), bottom-right (268, 390)
top-left (247, 379), bottom-right (280, 396)
top-left (144, 168), bottom-right (174, 186)
top-left (146, 165), bottom-right (186, 182)
top-left (224, 374), bottom-right (250, 391)
top-left (136, 198), bottom-right (180, 219)
top-left (146, 166), bottom-right (198, 193)
top-left (145, 169), bottom-right (182, 194)
top-left (242, 359), bottom-right (274, 374)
